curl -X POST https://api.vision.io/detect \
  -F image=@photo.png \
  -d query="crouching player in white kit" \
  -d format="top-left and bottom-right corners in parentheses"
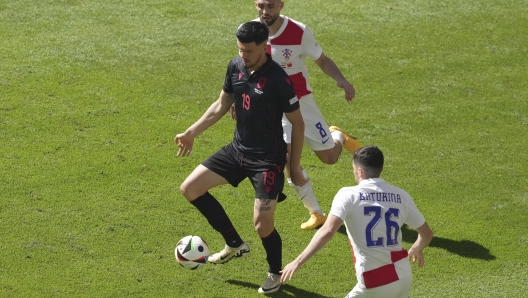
top-left (280, 146), bottom-right (433, 297)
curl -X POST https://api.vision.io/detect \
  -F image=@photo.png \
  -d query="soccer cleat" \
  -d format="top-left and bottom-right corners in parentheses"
top-left (207, 243), bottom-right (250, 264)
top-left (329, 126), bottom-right (361, 153)
top-left (300, 212), bottom-right (327, 230)
top-left (258, 272), bottom-right (282, 294)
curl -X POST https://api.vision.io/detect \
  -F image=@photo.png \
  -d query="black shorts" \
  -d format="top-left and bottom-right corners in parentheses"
top-left (202, 144), bottom-right (285, 200)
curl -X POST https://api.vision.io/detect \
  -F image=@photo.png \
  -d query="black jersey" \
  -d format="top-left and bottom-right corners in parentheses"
top-left (223, 54), bottom-right (299, 161)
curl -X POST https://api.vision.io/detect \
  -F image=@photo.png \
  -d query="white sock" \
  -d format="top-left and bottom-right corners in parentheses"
top-left (331, 131), bottom-right (344, 144)
top-left (291, 170), bottom-right (323, 215)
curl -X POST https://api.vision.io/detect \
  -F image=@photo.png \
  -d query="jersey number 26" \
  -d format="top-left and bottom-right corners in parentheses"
top-left (364, 206), bottom-right (400, 247)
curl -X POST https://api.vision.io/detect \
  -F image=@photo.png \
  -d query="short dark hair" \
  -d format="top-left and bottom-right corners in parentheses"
top-left (236, 21), bottom-right (269, 45)
top-left (353, 146), bottom-right (384, 178)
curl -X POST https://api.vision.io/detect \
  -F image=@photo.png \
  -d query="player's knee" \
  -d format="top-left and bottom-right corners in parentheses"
top-left (314, 147), bottom-right (340, 164)
top-left (318, 154), bottom-right (338, 165)
top-left (179, 180), bottom-right (198, 201)
top-left (254, 220), bottom-right (274, 237)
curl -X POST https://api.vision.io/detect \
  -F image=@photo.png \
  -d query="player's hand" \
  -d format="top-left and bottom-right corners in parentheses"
top-left (408, 248), bottom-right (425, 268)
top-left (336, 79), bottom-right (355, 102)
top-left (290, 166), bottom-right (308, 187)
top-left (280, 261), bottom-right (301, 283)
top-left (229, 103), bottom-right (236, 120)
top-left (174, 133), bottom-right (194, 157)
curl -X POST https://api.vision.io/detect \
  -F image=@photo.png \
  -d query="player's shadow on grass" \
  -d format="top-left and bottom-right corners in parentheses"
top-left (337, 225), bottom-right (495, 261)
top-left (401, 225), bottom-right (496, 260)
top-left (227, 280), bottom-right (330, 298)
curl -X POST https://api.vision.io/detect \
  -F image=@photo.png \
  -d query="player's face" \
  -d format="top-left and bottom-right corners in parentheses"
top-left (255, 0), bottom-right (283, 27)
top-left (237, 40), bottom-right (267, 69)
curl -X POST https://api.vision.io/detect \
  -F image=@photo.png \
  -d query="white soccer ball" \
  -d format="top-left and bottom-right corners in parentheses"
top-left (175, 235), bottom-right (210, 270)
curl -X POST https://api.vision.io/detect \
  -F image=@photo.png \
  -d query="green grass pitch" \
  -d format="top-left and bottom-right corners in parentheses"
top-left (1, 0), bottom-right (527, 297)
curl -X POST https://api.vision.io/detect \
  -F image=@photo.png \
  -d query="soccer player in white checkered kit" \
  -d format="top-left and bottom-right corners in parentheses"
top-left (232, 0), bottom-right (362, 230)
top-left (175, 21), bottom-right (307, 294)
top-left (281, 146), bottom-right (434, 297)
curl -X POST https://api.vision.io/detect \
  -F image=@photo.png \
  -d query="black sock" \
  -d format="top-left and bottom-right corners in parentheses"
top-left (190, 192), bottom-right (243, 248)
top-left (261, 229), bottom-right (282, 275)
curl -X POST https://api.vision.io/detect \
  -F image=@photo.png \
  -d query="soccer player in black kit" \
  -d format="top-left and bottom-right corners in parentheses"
top-left (175, 21), bottom-right (307, 294)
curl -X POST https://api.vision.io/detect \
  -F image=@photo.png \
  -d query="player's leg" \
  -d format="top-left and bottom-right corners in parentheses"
top-left (254, 197), bottom-right (283, 294)
top-left (283, 117), bottom-right (326, 230)
top-left (180, 164), bottom-right (227, 201)
top-left (250, 164), bottom-right (284, 294)
top-left (345, 276), bottom-right (413, 298)
top-left (180, 146), bottom-right (249, 264)
top-left (301, 94), bottom-right (361, 164)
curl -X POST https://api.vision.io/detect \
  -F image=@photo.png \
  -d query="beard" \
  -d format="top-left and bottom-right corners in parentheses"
top-left (261, 14), bottom-right (279, 27)
top-left (243, 54), bottom-right (263, 70)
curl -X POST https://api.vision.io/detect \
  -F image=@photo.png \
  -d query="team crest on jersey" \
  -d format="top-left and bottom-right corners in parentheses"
top-left (280, 48), bottom-right (293, 68)
top-left (282, 48), bottom-right (292, 62)
top-left (257, 77), bottom-right (267, 89)
top-left (238, 73), bottom-right (243, 80)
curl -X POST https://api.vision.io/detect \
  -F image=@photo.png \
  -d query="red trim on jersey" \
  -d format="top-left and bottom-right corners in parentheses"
top-left (362, 263), bottom-right (399, 289)
top-left (391, 249), bottom-right (409, 263)
top-left (269, 19), bottom-right (312, 99)
top-left (271, 20), bottom-right (303, 45)
top-left (289, 72), bottom-right (311, 99)
top-left (349, 238), bottom-right (409, 289)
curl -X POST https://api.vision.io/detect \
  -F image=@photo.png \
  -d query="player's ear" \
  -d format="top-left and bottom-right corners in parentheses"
top-left (357, 167), bottom-right (365, 178)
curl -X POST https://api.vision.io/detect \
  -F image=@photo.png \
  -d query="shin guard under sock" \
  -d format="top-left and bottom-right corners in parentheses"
top-left (261, 229), bottom-right (282, 274)
top-left (190, 192), bottom-right (243, 248)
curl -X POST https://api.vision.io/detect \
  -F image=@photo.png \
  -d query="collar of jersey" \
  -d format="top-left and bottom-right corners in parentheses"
top-left (359, 178), bottom-right (385, 185)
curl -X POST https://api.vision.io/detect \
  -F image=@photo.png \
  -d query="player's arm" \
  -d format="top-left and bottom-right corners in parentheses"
top-left (229, 103), bottom-right (236, 120)
top-left (280, 214), bottom-right (343, 282)
top-left (284, 108), bottom-right (307, 186)
top-left (407, 221), bottom-right (433, 268)
top-left (175, 90), bottom-right (234, 157)
top-left (313, 53), bottom-right (355, 102)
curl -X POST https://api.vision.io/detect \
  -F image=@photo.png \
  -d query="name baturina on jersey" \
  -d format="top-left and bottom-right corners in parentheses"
top-left (359, 192), bottom-right (402, 203)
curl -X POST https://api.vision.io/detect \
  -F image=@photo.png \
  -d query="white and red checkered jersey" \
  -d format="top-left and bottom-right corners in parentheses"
top-left (329, 178), bottom-right (426, 289)
top-left (254, 16), bottom-right (323, 99)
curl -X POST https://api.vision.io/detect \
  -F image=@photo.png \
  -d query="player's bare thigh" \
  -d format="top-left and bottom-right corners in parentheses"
top-left (253, 197), bottom-right (277, 237)
top-left (180, 165), bottom-right (229, 201)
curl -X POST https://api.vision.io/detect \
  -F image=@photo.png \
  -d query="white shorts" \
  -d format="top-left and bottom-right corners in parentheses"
top-left (282, 94), bottom-right (335, 151)
top-left (345, 275), bottom-right (413, 298)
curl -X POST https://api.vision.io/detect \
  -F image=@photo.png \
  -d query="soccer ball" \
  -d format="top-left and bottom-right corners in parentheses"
top-left (175, 235), bottom-right (210, 270)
